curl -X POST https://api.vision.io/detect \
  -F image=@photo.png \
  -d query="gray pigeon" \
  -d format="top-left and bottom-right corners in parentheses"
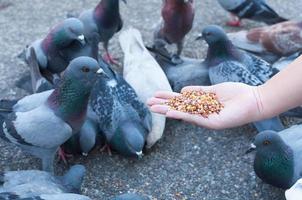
top-left (90, 61), bottom-right (152, 157)
top-left (0, 57), bottom-right (104, 172)
top-left (147, 46), bottom-right (211, 92)
top-left (79, 0), bottom-right (126, 64)
top-left (197, 25), bottom-right (284, 132)
top-left (217, 0), bottom-right (287, 27)
top-left (0, 165), bottom-right (86, 196)
top-left (111, 193), bottom-right (150, 200)
top-left (23, 18), bottom-right (86, 84)
top-left (0, 193), bottom-right (91, 200)
top-left (246, 125), bottom-right (302, 189)
top-left (17, 18), bottom-right (101, 94)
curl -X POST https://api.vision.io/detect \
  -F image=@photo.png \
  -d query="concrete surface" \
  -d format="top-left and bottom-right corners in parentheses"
top-left (0, 0), bottom-right (302, 199)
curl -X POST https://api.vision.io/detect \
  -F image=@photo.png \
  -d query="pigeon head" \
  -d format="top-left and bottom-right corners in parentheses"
top-left (47, 57), bottom-right (105, 131)
top-left (251, 130), bottom-right (295, 189)
top-left (198, 25), bottom-right (229, 45)
top-left (61, 164), bottom-right (86, 193)
top-left (111, 121), bottom-right (146, 158)
top-left (63, 56), bottom-right (104, 90)
top-left (43, 18), bottom-right (85, 51)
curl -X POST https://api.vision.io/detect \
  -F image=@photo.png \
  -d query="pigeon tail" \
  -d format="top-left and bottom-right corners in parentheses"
top-left (0, 99), bottom-right (18, 114)
top-left (265, 16), bottom-right (287, 25)
top-left (15, 74), bottom-right (34, 94)
top-left (61, 165), bottom-right (86, 194)
top-left (119, 28), bottom-right (147, 57)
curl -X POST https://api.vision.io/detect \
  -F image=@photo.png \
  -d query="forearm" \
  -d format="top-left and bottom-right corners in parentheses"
top-left (257, 56), bottom-right (302, 119)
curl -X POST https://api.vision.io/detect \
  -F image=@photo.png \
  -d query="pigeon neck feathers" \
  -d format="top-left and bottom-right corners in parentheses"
top-left (47, 76), bottom-right (91, 132)
top-left (205, 39), bottom-right (240, 66)
top-left (94, 0), bottom-right (121, 29)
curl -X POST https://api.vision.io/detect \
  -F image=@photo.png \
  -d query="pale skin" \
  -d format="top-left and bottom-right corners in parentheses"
top-left (147, 56), bottom-right (302, 130)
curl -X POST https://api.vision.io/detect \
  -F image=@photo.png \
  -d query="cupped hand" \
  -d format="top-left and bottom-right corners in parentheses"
top-left (147, 82), bottom-right (263, 130)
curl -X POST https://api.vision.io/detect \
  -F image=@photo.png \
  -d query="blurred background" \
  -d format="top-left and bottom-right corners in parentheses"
top-left (0, 0), bottom-right (301, 199)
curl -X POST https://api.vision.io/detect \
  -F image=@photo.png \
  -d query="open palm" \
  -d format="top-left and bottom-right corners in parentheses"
top-left (147, 82), bottom-right (262, 130)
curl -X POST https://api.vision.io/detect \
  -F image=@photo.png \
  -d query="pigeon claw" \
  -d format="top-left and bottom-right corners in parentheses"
top-left (57, 147), bottom-right (73, 165)
top-left (226, 20), bottom-right (241, 27)
top-left (103, 53), bottom-right (120, 66)
top-left (99, 143), bottom-right (113, 156)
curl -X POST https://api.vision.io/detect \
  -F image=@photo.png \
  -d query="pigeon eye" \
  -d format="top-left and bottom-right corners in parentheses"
top-left (263, 140), bottom-right (271, 145)
top-left (81, 67), bottom-right (90, 73)
top-left (206, 32), bottom-right (211, 36)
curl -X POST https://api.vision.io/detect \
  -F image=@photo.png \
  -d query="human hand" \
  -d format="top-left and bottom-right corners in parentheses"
top-left (147, 82), bottom-right (263, 130)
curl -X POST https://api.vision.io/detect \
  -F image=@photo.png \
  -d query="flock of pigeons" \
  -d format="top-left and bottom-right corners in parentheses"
top-left (0, 0), bottom-right (302, 199)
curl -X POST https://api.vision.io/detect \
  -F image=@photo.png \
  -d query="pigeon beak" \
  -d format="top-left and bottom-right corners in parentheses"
top-left (96, 68), bottom-right (109, 78)
top-left (77, 35), bottom-right (86, 46)
top-left (245, 143), bottom-right (257, 154)
top-left (136, 151), bottom-right (144, 159)
top-left (122, 0), bottom-right (127, 4)
top-left (195, 33), bottom-right (204, 41)
top-left (82, 152), bottom-right (88, 157)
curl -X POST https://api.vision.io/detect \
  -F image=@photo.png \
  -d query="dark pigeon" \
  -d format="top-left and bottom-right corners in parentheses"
top-left (79, 0), bottom-right (126, 64)
top-left (197, 25), bottom-right (284, 132)
top-left (0, 57), bottom-right (104, 172)
top-left (247, 125), bottom-right (302, 189)
top-left (154, 0), bottom-right (195, 64)
top-left (147, 46), bottom-right (211, 92)
top-left (90, 61), bottom-right (152, 157)
top-left (217, 0), bottom-right (287, 27)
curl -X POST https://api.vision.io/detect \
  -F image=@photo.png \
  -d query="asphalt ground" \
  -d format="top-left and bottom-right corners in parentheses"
top-left (0, 0), bottom-right (302, 199)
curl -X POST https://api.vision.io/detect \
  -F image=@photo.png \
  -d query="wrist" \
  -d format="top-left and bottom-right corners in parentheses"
top-left (251, 85), bottom-right (266, 121)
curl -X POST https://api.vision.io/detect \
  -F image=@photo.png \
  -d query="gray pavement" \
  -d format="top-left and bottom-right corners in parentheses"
top-left (0, 0), bottom-right (302, 199)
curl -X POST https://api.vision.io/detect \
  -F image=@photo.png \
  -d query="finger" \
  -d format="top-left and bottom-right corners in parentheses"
top-left (154, 91), bottom-right (180, 100)
top-left (166, 110), bottom-right (205, 125)
top-left (181, 85), bottom-right (214, 93)
top-left (150, 105), bottom-right (170, 115)
top-left (147, 97), bottom-right (168, 106)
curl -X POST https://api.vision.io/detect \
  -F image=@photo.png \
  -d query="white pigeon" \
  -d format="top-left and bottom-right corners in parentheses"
top-left (286, 178), bottom-right (302, 200)
top-left (119, 28), bottom-right (172, 148)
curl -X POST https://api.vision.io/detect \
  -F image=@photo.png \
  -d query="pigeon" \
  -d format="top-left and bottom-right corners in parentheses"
top-left (272, 52), bottom-right (302, 72)
top-left (23, 18), bottom-right (87, 84)
top-left (228, 20), bottom-right (302, 63)
top-left (119, 28), bottom-right (172, 148)
top-left (0, 165), bottom-right (86, 196)
top-left (0, 193), bottom-right (92, 200)
top-left (197, 25), bottom-right (284, 132)
top-left (246, 125), bottom-right (302, 189)
top-left (147, 46), bottom-right (211, 92)
top-left (90, 60), bottom-right (152, 157)
top-left (111, 193), bottom-right (150, 200)
top-left (0, 57), bottom-right (104, 172)
top-left (79, 0), bottom-right (126, 64)
top-left (217, 0), bottom-right (287, 27)
top-left (62, 106), bottom-right (105, 156)
top-left (154, 0), bottom-right (195, 64)
top-left (286, 178), bottom-right (302, 200)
